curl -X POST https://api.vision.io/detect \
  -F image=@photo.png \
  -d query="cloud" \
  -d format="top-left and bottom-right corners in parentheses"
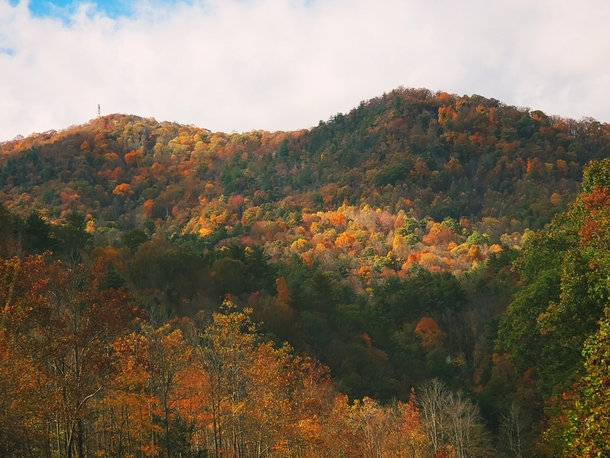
top-left (1, 0), bottom-right (610, 141)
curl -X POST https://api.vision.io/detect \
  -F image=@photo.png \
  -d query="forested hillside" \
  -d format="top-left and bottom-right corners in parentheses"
top-left (2, 87), bottom-right (610, 457)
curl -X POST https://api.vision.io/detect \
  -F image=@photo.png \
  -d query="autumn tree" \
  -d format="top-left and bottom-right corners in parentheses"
top-left (0, 255), bottom-right (143, 458)
top-left (415, 316), bottom-right (444, 351)
top-left (561, 308), bottom-right (610, 457)
top-left (37, 260), bottom-right (141, 458)
top-left (93, 330), bottom-right (159, 457)
top-left (0, 256), bottom-right (50, 456)
top-left (144, 322), bottom-right (194, 458)
top-left (195, 300), bottom-right (258, 457)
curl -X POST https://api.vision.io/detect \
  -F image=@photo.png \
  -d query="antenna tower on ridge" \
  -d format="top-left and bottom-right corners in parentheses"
top-left (98, 104), bottom-right (101, 117)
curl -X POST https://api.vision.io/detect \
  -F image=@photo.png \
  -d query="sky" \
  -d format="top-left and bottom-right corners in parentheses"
top-left (1, 0), bottom-right (610, 141)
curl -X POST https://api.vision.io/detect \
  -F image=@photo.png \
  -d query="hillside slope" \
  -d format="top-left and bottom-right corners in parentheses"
top-left (2, 87), bottom-right (608, 231)
top-left (2, 88), bottom-right (610, 456)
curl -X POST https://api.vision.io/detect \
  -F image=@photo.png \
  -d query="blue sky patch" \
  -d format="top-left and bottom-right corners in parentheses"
top-left (27, 0), bottom-right (136, 19)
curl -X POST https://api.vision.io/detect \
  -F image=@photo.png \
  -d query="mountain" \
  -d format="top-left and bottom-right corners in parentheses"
top-left (2, 87), bottom-right (610, 456)
top-left (2, 87), bottom-right (608, 230)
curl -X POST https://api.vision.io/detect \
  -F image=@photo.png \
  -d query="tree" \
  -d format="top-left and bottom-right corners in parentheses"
top-left (144, 322), bottom-right (194, 458)
top-left (418, 379), bottom-right (491, 458)
top-left (195, 300), bottom-right (258, 458)
top-left (0, 204), bottom-right (20, 257)
top-left (22, 211), bottom-right (57, 253)
top-left (0, 255), bottom-right (50, 456)
top-left (563, 308), bottom-right (610, 457)
top-left (498, 158), bottom-right (610, 398)
top-left (415, 317), bottom-right (444, 351)
top-left (0, 255), bottom-right (143, 458)
top-left (54, 212), bottom-right (93, 266)
top-left (37, 260), bottom-right (141, 458)
top-left (113, 183), bottom-right (134, 199)
top-left (498, 403), bottom-right (534, 458)
top-left (122, 228), bottom-right (149, 254)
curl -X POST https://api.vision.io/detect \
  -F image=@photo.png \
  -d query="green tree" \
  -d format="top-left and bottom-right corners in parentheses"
top-left (498, 158), bottom-right (610, 451)
top-left (121, 228), bottom-right (149, 254)
top-left (23, 211), bottom-right (57, 253)
top-left (563, 308), bottom-right (610, 457)
top-left (54, 212), bottom-right (93, 265)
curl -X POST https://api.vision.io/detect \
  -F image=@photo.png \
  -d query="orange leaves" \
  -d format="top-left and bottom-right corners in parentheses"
top-left (329, 211), bottom-right (348, 228)
top-left (0, 257), bottom-right (452, 457)
top-left (0, 256), bottom-right (144, 455)
top-left (403, 252), bottom-right (423, 270)
top-left (415, 317), bottom-right (444, 351)
top-left (422, 222), bottom-right (455, 246)
top-left (556, 159), bottom-right (569, 176)
top-left (526, 157), bottom-right (545, 177)
top-left (335, 231), bottom-right (356, 249)
top-left (59, 190), bottom-right (79, 204)
top-left (468, 244), bottom-right (483, 261)
top-left (417, 252), bottom-right (445, 271)
top-left (276, 276), bottom-right (290, 306)
top-left (112, 182), bottom-right (134, 198)
top-left (227, 193), bottom-right (245, 209)
top-left (438, 105), bottom-right (458, 128)
top-left (468, 131), bottom-right (486, 149)
top-left (124, 149), bottom-right (144, 167)
top-left (550, 192), bottom-right (563, 206)
top-left (130, 171), bottom-right (148, 189)
top-left (322, 394), bottom-right (428, 457)
top-left (438, 91), bottom-right (453, 102)
top-left (104, 151), bottom-right (120, 163)
top-left (444, 157), bottom-right (464, 176)
top-left (195, 302), bottom-right (334, 455)
top-left (104, 166), bottom-right (123, 181)
top-left (578, 186), bottom-right (610, 244)
top-left (143, 198), bottom-right (154, 218)
top-left (414, 159), bottom-right (431, 176)
top-left (581, 185), bottom-right (610, 212)
top-left (579, 217), bottom-right (601, 243)
top-left (151, 162), bottom-right (165, 178)
top-left (0, 255), bottom-right (51, 330)
top-left (301, 252), bottom-right (314, 266)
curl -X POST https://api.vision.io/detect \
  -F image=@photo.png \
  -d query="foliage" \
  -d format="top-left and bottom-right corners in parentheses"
top-left (3, 88), bottom-right (610, 455)
top-left (497, 157), bottom-right (610, 453)
top-left (562, 308), bottom-right (610, 457)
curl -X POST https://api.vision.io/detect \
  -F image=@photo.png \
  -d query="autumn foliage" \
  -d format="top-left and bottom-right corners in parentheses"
top-left (3, 87), bottom-right (610, 456)
top-left (0, 260), bottom-right (430, 457)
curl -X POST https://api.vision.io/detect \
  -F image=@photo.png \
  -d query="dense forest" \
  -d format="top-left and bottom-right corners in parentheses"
top-left (1, 87), bottom-right (610, 457)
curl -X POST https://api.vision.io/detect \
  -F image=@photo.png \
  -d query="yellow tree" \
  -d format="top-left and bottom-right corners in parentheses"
top-left (93, 330), bottom-right (160, 457)
top-left (195, 300), bottom-right (258, 458)
top-left (144, 322), bottom-right (193, 458)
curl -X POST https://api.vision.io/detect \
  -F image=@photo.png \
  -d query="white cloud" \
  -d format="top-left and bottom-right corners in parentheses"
top-left (1, 0), bottom-right (610, 141)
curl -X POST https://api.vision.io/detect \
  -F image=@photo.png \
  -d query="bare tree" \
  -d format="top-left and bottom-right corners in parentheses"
top-left (498, 403), bottom-right (534, 458)
top-left (418, 379), bottom-right (492, 458)
top-left (418, 379), bottom-right (447, 456)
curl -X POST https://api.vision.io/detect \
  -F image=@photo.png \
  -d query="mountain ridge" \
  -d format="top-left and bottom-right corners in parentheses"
top-left (2, 87), bottom-right (610, 455)
top-left (2, 87), bottom-right (608, 231)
